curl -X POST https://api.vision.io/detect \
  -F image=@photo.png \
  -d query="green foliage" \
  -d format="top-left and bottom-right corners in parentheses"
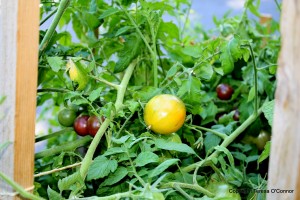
top-left (33, 0), bottom-right (280, 199)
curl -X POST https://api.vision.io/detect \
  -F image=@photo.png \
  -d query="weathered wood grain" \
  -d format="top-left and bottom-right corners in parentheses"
top-left (267, 0), bottom-right (300, 199)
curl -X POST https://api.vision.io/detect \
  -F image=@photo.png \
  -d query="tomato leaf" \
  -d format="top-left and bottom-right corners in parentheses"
top-left (262, 100), bottom-right (274, 127)
top-left (215, 146), bottom-right (235, 168)
top-left (258, 141), bottom-right (271, 164)
top-left (101, 167), bottom-right (128, 187)
top-left (155, 139), bottom-right (196, 155)
top-left (87, 156), bottom-right (118, 180)
top-left (47, 186), bottom-right (65, 200)
top-left (134, 151), bottom-right (160, 167)
top-left (88, 87), bottom-right (103, 102)
top-left (47, 56), bottom-right (64, 72)
top-left (114, 33), bottom-right (143, 73)
top-left (99, 7), bottom-right (120, 19)
top-left (149, 159), bottom-right (179, 178)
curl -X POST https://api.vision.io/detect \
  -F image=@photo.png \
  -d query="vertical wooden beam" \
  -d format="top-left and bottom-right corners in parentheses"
top-left (0, 0), bottom-right (39, 199)
top-left (14, 0), bottom-right (39, 198)
top-left (267, 1), bottom-right (300, 200)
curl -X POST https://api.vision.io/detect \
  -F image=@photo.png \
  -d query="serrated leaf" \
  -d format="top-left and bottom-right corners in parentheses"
top-left (111, 135), bottom-right (131, 144)
top-left (99, 7), bottom-right (119, 19)
top-left (166, 63), bottom-right (179, 78)
top-left (88, 87), bottom-right (103, 102)
top-left (231, 152), bottom-right (247, 161)
top-left (102, 147), bottom-right (125, 156)
top-left (87, 156), bottom-right (118, 180)
top-left (245, 155), bottom-right (259, 163)
top-left (115, 26), bottom-right (133, 36)
top-left (155, 139), bottom-right (196, 154)
top-left (101, 167), bottom-right (128, 186)
top-left (262, 100), bottom-right (274, 127)
top-left (258, 141), bottom-right (271, 164)
top-left (47, 56), bottom-right (64, 72)
top-left (181, 46), bottom-right (201, 58)
top-left (114, 33), bottom-right (143, 73)
top-left (134, 151), bottom-right (159, 167)
top-left (204, 132), bottom-right (222, 153)
top-left (149, 159), bottom-right (179, 178)
top-left (47, 186), bottom-right (65, 200)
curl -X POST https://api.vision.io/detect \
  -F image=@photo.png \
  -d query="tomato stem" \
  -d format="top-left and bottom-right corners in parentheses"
top-left (35, 127), bottom-right (74, 142)
top-left (0, 172), bottom-right (44, 200)
top-left (35, 136), bottom-right (92, 159)
top-left (183, 106), bottom-right (263, 173)
top-left (39, 0), bottom-right (70, 56)
top-left (185, 124), bottom-right (228, 140)
top-left (79, 61), bottom-right (137, 180)
top-left (161, 182), bottom-right (215, 198)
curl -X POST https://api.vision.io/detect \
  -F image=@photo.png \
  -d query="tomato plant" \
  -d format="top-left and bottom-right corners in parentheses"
top-left (12, 0), bottom-right (281, 199)
top-left (144, 94), bottom-right (186, 135)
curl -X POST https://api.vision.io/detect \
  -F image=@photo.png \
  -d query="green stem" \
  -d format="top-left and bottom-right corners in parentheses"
top-left (39, 0), bottom-right (70, 55)
top-left (147, 18), bottom-right (159, 87)
top-left (247, 44), bottom-right (259, 116)
top-left (37, 88), bottom-right (71, 93)
top-left (77, 191), bottom-right (138, 200)
top-left (40, 8), bottom-right (58, 26)
top-left (35, 128), bottom-right (73, 142)
top-left (185, 124), bottom-right (228, 140)
top-left (161, 182), bottom-right (215, 198)
top-left (89, 75), bottom-right (120, 90)
top-left (183, 107), bottom-right (263, 172)
top-left (173, 185), bottom-right (193, 200)
top-left (274, 0), bottom-right (281, 11)
top-left (121, 5), bottom-right (154, 56)
top-left (35, 136), bottom-right (92, 159)
top-left (0, 172), bottom-right (44, 200)
top-left (80, 62), bottom-right (136, 180)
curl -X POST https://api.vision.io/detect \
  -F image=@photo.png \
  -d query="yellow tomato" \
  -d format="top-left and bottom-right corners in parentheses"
top-left (144, 94), bottom-right (186, 134)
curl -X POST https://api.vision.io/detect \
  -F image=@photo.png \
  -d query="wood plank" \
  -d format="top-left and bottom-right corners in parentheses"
top-left (0, 1), bottom-right (19, 198)
top-left (267, 0), bottom-right (300, 200)
top-left (14, 0), bottom-right (39, 199)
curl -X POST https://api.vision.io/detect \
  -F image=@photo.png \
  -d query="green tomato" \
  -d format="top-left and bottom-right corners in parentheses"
top-left (204, 182), bottom-right (241, 200)
top-left (58, 108), bottom-right (77, 127)
top-left (252, 130), bottom-right (271, 151)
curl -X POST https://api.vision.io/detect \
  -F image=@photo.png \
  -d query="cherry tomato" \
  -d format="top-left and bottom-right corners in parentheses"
top-left (216, 84), bottom-right (234, 100)
top-left (144, 94), bottom-right (186, 135)
top-left (58, 108), bottom-right (77, 127)
top-left (87, 116), bottom-right (104, 137)
top-left (233, 110), bottom-right (240, 121)
top-left (253, 130), bottom-right (271, 151)
top-left (74, 115), bottom-right (89, 136)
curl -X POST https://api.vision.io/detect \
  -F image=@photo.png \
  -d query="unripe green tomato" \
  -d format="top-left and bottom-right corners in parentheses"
top-left (58, 108), bottom-right (77, 127)
top-left (253, 130), bottom-right (271, 151)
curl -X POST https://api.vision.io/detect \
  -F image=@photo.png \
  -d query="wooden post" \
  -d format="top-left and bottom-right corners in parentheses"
top-left (0, 0), bottom-right (39, 199)
top-left (267, 1), bottom-right (300, 200)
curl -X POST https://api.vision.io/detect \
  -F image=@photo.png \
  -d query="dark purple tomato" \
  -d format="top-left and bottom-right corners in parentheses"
top-left (87, 116), bottom-right (104, 137)
top-left (233, 110), bottom-right (240, 121)
top-left (74, 115), bottom-right (89, 136)
top-left (216, 84), bottom-right (234, 100)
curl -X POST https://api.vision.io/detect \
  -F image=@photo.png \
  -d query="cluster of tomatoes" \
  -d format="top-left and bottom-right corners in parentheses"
top-left (58, 107), bottom-right (103, 137)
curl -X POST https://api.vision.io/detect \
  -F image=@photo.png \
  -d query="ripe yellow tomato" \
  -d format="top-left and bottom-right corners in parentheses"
top-left (144, 94), bottom-right (186, 134)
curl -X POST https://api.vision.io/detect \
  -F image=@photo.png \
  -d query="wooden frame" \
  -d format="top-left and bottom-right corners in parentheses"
top-left (267, 0), bottom-right (300, 199)
top-left (0, 0), bottom-right (300, 199)
top-left (0, 0), bottom-right (39, 199)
